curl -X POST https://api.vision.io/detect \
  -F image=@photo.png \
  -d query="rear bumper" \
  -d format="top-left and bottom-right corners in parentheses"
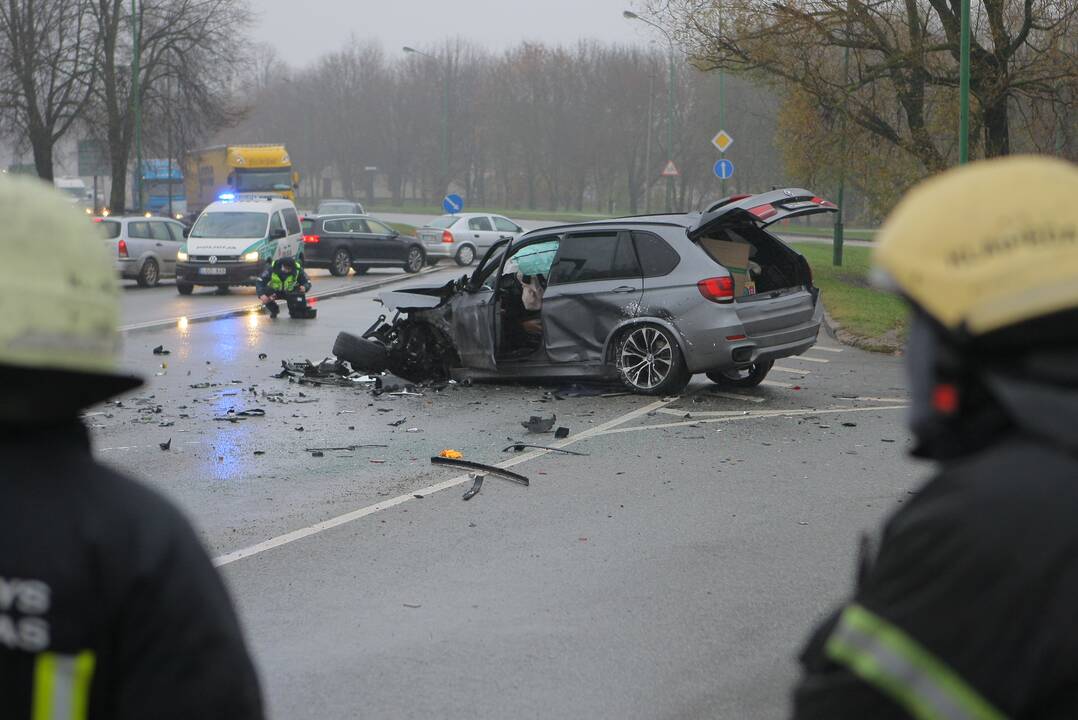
top-left (678, 299), bottom-right (822, 372)
top-left (423, 242), bottom-right (457, 259)
top-left (115, 259), bottom-right (139, 279)
top-left (176, 261), bottom-right (261, 286)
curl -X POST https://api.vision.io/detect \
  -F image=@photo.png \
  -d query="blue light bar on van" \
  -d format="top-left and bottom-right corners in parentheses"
top-left (218, 192), bottom-right (236, 201)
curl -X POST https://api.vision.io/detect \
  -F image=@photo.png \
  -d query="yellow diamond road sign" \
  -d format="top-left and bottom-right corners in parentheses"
top-left (712, 130), bottom-right (733, 153)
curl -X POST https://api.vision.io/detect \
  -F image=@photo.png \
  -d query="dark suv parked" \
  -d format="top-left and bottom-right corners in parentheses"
top-left (333, 188), bottom-right (836, 395)
top-left (300, 215), bottom-right (425, 276)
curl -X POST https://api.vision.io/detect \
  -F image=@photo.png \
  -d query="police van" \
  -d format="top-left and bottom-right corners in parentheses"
top-left (175, 195), bottom-right (303, 295)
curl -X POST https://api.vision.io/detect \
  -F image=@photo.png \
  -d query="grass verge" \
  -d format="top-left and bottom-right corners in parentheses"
top-left (369, 203), bottom-right (611, 223)
top-left (791, 242), bottom-right (907, 351)
top-left (781, 223), bottom-right (877, 241)
top-left (387, 222), bottom-right (418, 237)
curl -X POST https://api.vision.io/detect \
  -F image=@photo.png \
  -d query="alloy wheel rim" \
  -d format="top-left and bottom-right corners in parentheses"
top-left (145, 262), bottom-right (157, 284)
top-left (334, 251), bottom-right (350, 275)
top-left (408, 249), bottom-right (422, 271)
top-left (619, 327), bottom-right (673, 390)
top-left (460, 247), bottom-right (474, 264)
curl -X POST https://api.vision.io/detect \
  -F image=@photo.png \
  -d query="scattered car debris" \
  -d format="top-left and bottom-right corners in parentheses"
top-left (430, 456), bottom-right (529, 486)
top-left (403, 603), bottom-right (422, 609)
top-left (842, 422), bottom-right (858, 427)
top-left (462, 473), bottom-right (484, 501)
top-left (554, 426), bottom-right (570, 439)
top-left (388, 418), bottom-right (407, 427)
top-left (438, 449), bottom-right (463, 459)
top-left (521, 414), bottom-right (556, 433)
top-left (152, 345), bottom-right (170, 355)
top-left (502, 443), bottom-right (587, 456)
top-left (253, 450), bottom-right (265, 455)
top-left (275, 358), bottom-right (372, 387)
top-left (213, 408), bottom-right (266, 422)
top-left (189, 382), bottom-right (218, 389)
top-left (304, 445), bottom-right (388, 453)
top-left (311, 451), bottom-right (324, 458)
top-left (413, 494), bottom-right (424, 499)
top-left (159, 438), bottom-right (171, 451)
top-left (258, 353), bottom-right (268, 360)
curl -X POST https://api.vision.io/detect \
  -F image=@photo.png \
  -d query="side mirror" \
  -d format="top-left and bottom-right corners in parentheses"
top-left (182, 227), bottom-right (190, 238)
top-left (270, 228), bottom-right (287, 240)
top-left (390, 229), bottom-right (400, 238)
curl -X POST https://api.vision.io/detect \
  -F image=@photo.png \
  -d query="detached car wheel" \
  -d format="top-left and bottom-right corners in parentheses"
top-left (455, 245), bottom-right (476, 266)
top-left (176, 282), bottom-right (194, 295)
top-left (404, 247), bottom-right (425, 273)
top-left (615, 324), bottom-right (689, 396)
top-left (707, 359), bottom-right (774, 388)
top-left (330, 248), bottom-right (352, 277)
top-left (333, 331), bottom-right (389, 373)
top-left (137, 258), bottom-right (159, 288)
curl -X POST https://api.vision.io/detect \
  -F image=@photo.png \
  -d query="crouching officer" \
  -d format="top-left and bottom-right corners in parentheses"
top-left (792, 156), bottom-right (1078, 718)
top-left (256, 256), bottom-right (316, 319)
top-left (0, 175), bottom-right (264, 719)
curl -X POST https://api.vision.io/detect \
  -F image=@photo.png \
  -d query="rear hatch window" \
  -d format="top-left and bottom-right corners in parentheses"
top-left (95, 220), bottom-right (121, 239)
top-left (426, 215), bottom-right (459, 229)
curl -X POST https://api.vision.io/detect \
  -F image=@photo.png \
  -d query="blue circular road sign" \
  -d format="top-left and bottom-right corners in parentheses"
top-left (443, 194), bottom-right (464, 214)
top-left (714, 159), bottom-right (735, 180)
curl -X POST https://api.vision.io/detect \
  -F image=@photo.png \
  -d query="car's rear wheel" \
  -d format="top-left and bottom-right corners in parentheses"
top-left (176, 282), bottom-right (194, 295)
top-left (137, 258), bottom-right (159, 288)
top-left (614, 324), bottom-right (690, 396)
top-left (404, 247), bottom-right (425, 274)
top-left (455, 245), bottom-right (476, 266)
top-left (333, 331), bottom-right (389, 373)
top-left (707, 359), bottom-right (774, 388)
top-left (330, 248), bottom-right (352, 276)
top-left (353, 264), bottom-right (370, 275)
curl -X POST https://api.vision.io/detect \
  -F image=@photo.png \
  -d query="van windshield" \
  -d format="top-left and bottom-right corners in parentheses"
top-left (190, 212), bottom-right (269, 239)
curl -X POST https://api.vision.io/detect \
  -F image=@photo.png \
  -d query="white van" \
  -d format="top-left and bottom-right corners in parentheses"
top-left (174, 196), bottom-right (303, 295)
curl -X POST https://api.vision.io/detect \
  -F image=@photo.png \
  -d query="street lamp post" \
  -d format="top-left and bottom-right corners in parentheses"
top-left (404, 46), bottom-right (449, 197)
top-left (624, 11), bottom-right (676, 212)
top-left (130, 0), bottom-right (143, 212)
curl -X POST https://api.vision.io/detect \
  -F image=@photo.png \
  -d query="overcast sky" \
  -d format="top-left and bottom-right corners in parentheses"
top-left (251, 0), bottom-right (650, 67)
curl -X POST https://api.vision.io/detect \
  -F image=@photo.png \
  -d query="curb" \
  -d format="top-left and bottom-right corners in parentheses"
top-left (822, 306), bottom-right (904, 355)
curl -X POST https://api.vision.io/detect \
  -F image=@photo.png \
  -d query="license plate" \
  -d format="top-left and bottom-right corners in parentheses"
top-left (199, 267), bottom-right (227, 275)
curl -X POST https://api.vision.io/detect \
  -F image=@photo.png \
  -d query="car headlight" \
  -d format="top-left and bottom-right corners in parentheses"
top-left (176, 250), bottom-right (188, 261)
top-left (244, 251), bottom-right (261, 263)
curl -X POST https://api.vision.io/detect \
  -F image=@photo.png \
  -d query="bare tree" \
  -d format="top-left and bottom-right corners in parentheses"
top-left (0, 0), bottom-right (96, 180)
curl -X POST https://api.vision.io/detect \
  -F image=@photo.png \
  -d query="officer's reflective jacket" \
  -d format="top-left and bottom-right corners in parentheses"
top-left (256, 260), bottom-right (309, 296)
top-left (0, 422), bottom-right (263, 719)
top-left (793, 355), bottom-right (1078, 719)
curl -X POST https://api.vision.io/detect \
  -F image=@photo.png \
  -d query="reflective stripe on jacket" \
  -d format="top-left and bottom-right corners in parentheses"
top-left (267, 262), bottom-right (302, 292)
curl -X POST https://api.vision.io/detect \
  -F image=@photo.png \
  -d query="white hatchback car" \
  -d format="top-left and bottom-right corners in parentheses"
top-left (416, 213), bottom-right (524, 266)
top-left (95, 215), bottom-right (187, 287)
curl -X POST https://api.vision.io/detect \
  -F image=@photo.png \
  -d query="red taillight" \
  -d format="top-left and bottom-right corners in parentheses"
top-left (92, 217), bottom-right (103, 223)
top-left (441, 230), bottom-right (454, 244)
top-left (303, 234), bottom-right (320, 244)
top-left (933, 384), bottom-right (959, 414)
top-left (749, 203), bottom-right (777, 220)
top-left (697, 276), bottom-right (734, 303)
top-left (118, 238), bottom-right (128, 258)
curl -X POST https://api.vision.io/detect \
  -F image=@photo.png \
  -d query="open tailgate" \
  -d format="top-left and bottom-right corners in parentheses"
top-left (687, 188), bottom-right (837, 241)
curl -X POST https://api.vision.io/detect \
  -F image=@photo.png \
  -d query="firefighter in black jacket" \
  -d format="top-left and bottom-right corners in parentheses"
top-left (793, 156), bottom-right (1078, 719)
top-left (256, 256), bottom-right (316, 319)
top-left (0, 176), bottom-right (264, 719)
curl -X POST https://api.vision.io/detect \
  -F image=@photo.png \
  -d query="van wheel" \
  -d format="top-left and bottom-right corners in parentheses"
top-left (137, 258), bottom-right (159, 288)
top-left (614, 324), bottom-right (689, 396)
top-left (330, 248), bottom-right (352, 276)
top-left (176, 282), bottom-right (194, 295)
top-left (707, 360), bottom-right (774, 388)
top-left (455, 245), bottom-right (476, 266)
top-left (333, 332), bottom-right (389, 373)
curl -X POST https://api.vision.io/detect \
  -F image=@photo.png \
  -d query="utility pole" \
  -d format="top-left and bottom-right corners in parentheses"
top-left (624, 11), bottom-right (677, 213)
top-left (958, 0), bottom-right (970, 164)
top-left (130, 0), bottom-right (143, 212)
top-left (834, 16), bottom-right (851, 267)
top-left (166, 74), bottom-right (173, 218)
top-left (644, 71), bottom-right (655, 213)
top-left (404, 46), bottom-right (449, 197)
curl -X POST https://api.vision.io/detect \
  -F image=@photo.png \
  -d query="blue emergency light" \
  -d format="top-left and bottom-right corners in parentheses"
top-left (218, 192), bottom-right (236, 201)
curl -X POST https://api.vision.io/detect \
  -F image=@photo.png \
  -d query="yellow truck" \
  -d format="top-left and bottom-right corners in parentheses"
top-left (184, 144), bottom-right (298, 216)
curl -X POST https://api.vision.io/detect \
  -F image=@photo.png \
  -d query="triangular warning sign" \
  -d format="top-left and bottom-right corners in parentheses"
top-left (660, 160), bottom-right (680, 177)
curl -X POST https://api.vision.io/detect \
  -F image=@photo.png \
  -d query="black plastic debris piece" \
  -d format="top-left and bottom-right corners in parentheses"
top-left (258, 353), bottom-right (268, 360)
top-left (842, 422), bottom-right (858, 427)
top-left (213, 408), bottom-right (266, 422)
top-left (521, 414), bottom-right (556, 433)
top-left (502, 443), bottom-right (587, 456)
top-left (295, 426), bottom-right (304, 432)
top-left (413, 494), bottom-right (424, 499)
top-left (311, 451), bottom-right (324, 458)
top-left (304, 445), bottom-right (388, 452)
top-left (158, 421), bottom-right (174, 428)
top-left (462, 474), bottom-right (484, 501)
top-left (276, 358), bottom-right (371, 387)
top-left (388, 418), bottom-right (407, 427)
top-left (253, 450), bottom-right (265, 455)
top-left (152, 345), bottom-right (170, 355)
top-left (159, 438), bottom-right (171, 451)
top-left (554, 427), bottom-right (570, 439)
top-left (430, 456), bottom-right (529, 486)
top-left (189, 382), bottom-right (218, 389)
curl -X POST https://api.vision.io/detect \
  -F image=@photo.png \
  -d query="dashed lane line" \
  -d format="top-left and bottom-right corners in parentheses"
top-left (705, 390), bottom-right (767, 403)
top-left (591, 404), bottom-right (909, 436)
top-left (810, 346), bottom-right (844, 353)
top-left (791, 356), bottom-right (830, 364)
top-left (773, 366), bottom-right (812, 375)
top-left (211, 394), bottom-right (683, 567)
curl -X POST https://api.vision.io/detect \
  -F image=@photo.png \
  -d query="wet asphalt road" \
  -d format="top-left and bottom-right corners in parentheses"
top-left (92, 267), bottom-right (919, 719)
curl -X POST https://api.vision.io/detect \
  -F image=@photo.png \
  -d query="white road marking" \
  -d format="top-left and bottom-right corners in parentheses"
top-left (212, 395), bottom-right (682, 567)
top-left (760, 379), bottom-right (795, 389)
top-left (791, 356), bottom-right (830, 364)
top-left (841, 396), bottom-right (909, 403)
top-left (706, 390), bottom-right (767, 403)
top-left (656, 408), bottom-right (753, 418)
top-left (592, 404), bottom-right (909, 436)
top-left (773, 366), bottom-right (812, 375)
top-left (810, 346), bottom-right (844, 353)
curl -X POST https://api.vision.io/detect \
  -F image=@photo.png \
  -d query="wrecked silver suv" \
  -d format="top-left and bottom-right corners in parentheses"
top-left (332, 188), bottom-right (837, 395)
